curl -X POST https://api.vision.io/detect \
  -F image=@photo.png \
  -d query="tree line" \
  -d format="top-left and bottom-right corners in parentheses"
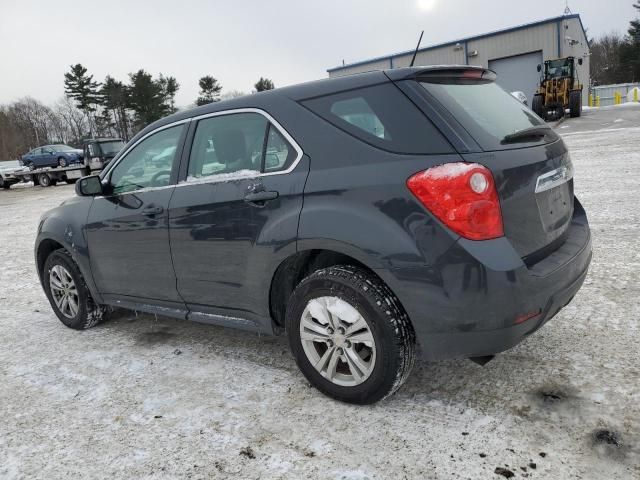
top-left (590, 1), bottom-right (640, 85)
top-left (0, 66), bottom-right (275, 160)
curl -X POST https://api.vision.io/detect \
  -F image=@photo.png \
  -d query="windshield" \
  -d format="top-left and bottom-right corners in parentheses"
top-left (420, 80), bottom-right (553, 151)
top-left (52, 145), bottom-right (76, 152)
top-left (98, 141), bottom-right (125, 156)
top-left (546, 59), bottom-right (571, 79)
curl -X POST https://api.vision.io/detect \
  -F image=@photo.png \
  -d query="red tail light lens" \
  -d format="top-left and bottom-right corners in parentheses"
top-left (407, 162), bottom-right (504, 240)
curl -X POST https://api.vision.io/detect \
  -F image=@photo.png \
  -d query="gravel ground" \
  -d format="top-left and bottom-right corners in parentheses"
top-left (1, 106), bottom-right (639, 479)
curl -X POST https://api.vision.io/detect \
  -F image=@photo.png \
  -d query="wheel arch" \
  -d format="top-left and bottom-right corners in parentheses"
top-left (269, 247), bottom-right (400, 331)
top-left (35, 229), bottom-right (103, 304)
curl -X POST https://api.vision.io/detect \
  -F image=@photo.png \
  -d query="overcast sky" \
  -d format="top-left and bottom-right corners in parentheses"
top-left (0, 0), bottom-right (637, 107)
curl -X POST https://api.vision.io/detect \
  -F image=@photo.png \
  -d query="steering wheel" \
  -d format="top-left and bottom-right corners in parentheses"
top-left (150, 170), bottom-right (171, 187)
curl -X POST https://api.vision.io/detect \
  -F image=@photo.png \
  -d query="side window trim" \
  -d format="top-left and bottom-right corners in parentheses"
top-left (178, 108), bottom-right (303, 185)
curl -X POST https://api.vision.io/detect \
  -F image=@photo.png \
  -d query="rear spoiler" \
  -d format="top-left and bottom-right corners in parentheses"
top-left (385, 66), bottom-right (497, 83)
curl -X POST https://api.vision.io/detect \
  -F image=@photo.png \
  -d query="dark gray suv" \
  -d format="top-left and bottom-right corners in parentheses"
top-left (35, 66), bottom-right (592, 404)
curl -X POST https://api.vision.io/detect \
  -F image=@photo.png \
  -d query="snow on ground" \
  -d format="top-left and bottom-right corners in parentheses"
top-left (1, 107), bottom-right (639, 479)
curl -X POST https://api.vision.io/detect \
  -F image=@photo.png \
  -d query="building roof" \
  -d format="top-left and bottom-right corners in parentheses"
top-left (327, 13), bottom-right (587, 73)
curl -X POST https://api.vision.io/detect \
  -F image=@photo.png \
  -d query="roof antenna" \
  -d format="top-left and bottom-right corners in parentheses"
top-left (409, 31), bottom-right (425, 67)
top-left (564, 0), bottom-right (572, 14)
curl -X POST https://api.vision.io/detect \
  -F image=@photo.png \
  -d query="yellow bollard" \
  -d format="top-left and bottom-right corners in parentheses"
top-left (589, 94), bottom-right (593, 107)
top-left (635, 88), bottom-right (639, 102)
top-left (596, 96), bottom-right (600, 107)
top-left (614, 92), bottom-right (619, 105)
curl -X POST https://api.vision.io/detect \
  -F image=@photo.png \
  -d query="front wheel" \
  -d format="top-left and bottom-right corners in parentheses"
top-left (532, 94), bottom-right (545, 119)
top-left (43, 249), bottom-right (107, 329)
top-left (286, 265), bottom-right (416, 404)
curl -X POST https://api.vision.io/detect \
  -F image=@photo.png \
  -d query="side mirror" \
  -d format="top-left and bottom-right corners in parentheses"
top-left (76, 175), bottom-right (103, 196)
top-left (537, 64), bottom-right (542, 72)
top-left (578, 58), bottom-right (583, 66)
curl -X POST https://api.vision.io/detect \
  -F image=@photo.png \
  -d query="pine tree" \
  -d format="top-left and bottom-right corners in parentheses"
top-left (254, 77), bottom-right (275, 92)
top-left (196, 76), bottom-right (222, 106)
top-left (63, 64), bottom-right (101, 135)
top-left (620, 1), bottom-right (640, 81)
top-left (127, 70), bottom-right (168, 129)
top-left (101, 76), bottom-right (130, 140)
top-left (158, 74), bottom-right (180, 113)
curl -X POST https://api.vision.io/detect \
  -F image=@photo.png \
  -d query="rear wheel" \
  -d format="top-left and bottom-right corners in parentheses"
top-left (38, 173), bottom-right (52, 187)
top-left (532, 94), bottom-right (545, 119)
top-left (286, 265), bottom-right (416, 404)
top-left (569, 90), bottom-right (582, 118)
top-left (0, 176), bottom-right (8, 189)
top-left (43, 249), bottom-right (107, 329)
top-left (58, 157), bottom-right (67, 167)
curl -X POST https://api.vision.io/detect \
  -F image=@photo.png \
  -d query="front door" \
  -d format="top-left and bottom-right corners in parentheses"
top-left (169, 111), bottom-right (306, 320)
top-left (86, 124), bottom-right (186, 303)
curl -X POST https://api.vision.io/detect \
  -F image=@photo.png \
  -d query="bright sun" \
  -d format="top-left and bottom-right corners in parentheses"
top-left (417, 0), bottom-right (438, 11)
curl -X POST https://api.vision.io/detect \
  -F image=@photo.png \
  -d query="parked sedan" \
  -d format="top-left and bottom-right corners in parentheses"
top-left (35, 66), bottom-right (591, 404)
top-left (21, 144), bottom-right (83, 169)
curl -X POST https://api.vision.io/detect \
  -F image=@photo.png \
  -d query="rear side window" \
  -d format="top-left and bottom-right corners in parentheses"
top-left (301, 83), bottom-right (452, 154)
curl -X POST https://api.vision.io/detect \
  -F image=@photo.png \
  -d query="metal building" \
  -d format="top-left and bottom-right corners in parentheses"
top-left (328, 14), bottom-right (590, 105)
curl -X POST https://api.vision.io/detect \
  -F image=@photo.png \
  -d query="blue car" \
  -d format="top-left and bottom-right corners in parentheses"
top-left (21, 144), bottom-right (84, 169)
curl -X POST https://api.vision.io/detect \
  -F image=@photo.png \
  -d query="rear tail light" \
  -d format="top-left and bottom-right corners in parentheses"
top-left (407, 162), bottom-right (504, 240)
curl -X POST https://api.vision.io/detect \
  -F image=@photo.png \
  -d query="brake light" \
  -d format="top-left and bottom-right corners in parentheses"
top-left (407, 162), bottom-right (504, 240)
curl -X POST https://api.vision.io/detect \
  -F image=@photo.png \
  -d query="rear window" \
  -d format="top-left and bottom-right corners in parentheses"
top-left (301, 83), bottom-right (452, 154)
top-left (419, 80), bottom-right (551, 151)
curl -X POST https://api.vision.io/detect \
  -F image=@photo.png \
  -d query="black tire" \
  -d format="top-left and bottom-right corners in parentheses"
top-left (0, 176), bottom-right (8, 189)
top-left (38, 173), bottom-right (52, 187)
top-left (26, 162), bottom-right (35, 171)
top-left (57, 157), bottom-right (67, 167)
top-left (569, 90), bottom-right (582, 118)
top-left (43, 249), bottom-right (107, 330)
top-left (532, 94), bottom-right (545, 118)
top-left (286, 265), bottom-right (416, 404)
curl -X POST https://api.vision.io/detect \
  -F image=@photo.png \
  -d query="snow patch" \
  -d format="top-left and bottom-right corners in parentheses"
top-left (182, 169), bottom-right (259, 185)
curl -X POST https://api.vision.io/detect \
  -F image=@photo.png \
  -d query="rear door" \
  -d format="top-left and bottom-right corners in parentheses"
top-left (168, 110), bottom-right (306, 324)
top-left (86, 123), bottom-right (187, 304)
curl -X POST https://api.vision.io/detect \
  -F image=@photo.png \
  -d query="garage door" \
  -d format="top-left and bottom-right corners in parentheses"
top-left (489, 51), bottom-right (543, 105)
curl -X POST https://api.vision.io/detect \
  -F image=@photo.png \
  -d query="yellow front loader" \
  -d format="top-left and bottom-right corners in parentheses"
top-left (532, 56), bottom-right (583, 121)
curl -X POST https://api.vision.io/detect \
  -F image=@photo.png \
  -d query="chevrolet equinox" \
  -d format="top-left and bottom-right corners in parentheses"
top-left (35, 66), bottom-right (592, 404)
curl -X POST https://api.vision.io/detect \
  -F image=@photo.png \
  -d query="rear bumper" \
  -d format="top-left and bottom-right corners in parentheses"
top-left (378, 198), bottom-right (592, 361)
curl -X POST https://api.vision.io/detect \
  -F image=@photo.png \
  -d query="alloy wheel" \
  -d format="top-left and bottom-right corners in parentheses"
top-left (299, 296), bottom-right (376, 387)
top-left (49, 264), bottom-right (79, 319)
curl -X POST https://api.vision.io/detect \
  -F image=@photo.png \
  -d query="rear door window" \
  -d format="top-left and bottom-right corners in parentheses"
top-left (301, 83), bottom-right (452, 154)
top-left (420, 80), bottom-right (554, 151)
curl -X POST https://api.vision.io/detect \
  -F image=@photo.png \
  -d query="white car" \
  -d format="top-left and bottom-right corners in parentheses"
top-left (0, 160), bottom-right (28, 189)
top-left (511, 91), bottom-right (528, 105)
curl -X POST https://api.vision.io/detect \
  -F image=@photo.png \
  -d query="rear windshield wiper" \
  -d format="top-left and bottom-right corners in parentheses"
top-left (501, 126), bottom-right (554, 144)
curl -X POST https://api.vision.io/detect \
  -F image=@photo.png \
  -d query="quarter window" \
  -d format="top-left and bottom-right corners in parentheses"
top-left (301, 83), bottom-right (452, 154)
top-left (109, 125), bottom-right (183, 195)
top-left (263, 125), bottom-right (296, 172)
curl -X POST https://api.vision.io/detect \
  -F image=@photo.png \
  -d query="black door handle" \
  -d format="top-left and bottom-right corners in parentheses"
top-left (244, 190), bottom-right (279, 205)
top-left (142, 205), bottom-right (164, 216)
